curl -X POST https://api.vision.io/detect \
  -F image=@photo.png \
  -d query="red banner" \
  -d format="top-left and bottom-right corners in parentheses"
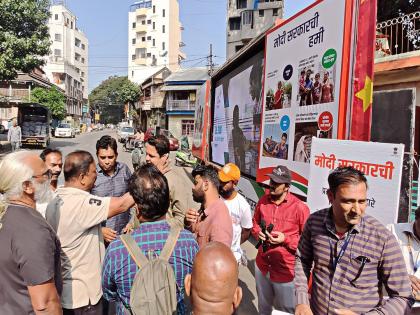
top-left (350, 0), bottom-right (377, 140)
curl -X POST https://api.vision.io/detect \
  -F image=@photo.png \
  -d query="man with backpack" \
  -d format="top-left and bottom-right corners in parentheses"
top-left (102, 164), bottom-right (199, 315)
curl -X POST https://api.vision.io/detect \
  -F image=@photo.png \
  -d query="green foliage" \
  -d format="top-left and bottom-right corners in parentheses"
top-left (377, 0), bottom-right (418, 22)
top-left (0, 0), bottom-right (51, 80)
top-left (31, 86), bottom-right (66, 120)
top-left (89, 76), bottom-right (141, 107)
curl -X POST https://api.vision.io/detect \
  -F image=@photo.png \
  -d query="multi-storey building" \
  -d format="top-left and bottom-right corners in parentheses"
top-left (43, 2), bottom-right (88, 124)
top-left (128, 0), bottom-right (186, 84)
top-left (226, 0), bottom-right (283, 58)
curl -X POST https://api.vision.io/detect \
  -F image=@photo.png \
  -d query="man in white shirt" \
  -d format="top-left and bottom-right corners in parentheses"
top-left (388, 206), bottom-right (420, 314)
top-left (37, 148), bottom-right (63, 217)
top-left (218, 163), bottom-right (253, 264)
top-left (45, 150), bottom-right (135, 314)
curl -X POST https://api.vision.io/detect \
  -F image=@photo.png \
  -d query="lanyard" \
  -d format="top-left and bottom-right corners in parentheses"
top-left (407, 233), bottom-right (420, 273)
top-left (331, 232), bottom-right (353, 271)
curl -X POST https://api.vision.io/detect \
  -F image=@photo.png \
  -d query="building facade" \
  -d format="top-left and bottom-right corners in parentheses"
top-left (227, 0), bottom-right (283, 58)
top-left (162, 68), bottom-right (209, 141)
top-left (43, 3), bottom-right (89, 125)
top-left (128, 0), bottom-right (186, 84)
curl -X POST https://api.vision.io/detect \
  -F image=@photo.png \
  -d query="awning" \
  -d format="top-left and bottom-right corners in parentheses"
top-left (160, 85), bottom-right (199, 91)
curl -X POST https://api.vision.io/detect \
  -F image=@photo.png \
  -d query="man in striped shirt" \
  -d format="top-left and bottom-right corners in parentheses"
top-left (295, 166), bottom-right (413, 315)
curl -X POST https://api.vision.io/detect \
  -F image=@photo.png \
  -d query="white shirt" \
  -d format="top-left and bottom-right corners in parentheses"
top-left (45, 187), bottom-right (110, 309)
top-left (222, 192), bottom-right (253, 262)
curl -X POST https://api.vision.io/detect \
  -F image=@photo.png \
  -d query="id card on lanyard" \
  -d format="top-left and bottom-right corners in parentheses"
top-left (331, 232), bottom-right (353, 271)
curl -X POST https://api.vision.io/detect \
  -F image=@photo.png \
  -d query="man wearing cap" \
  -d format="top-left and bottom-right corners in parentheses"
top-left (219, 163), bottom-right (253, 265)
top-left (251, 165), bottom-right (309, 314)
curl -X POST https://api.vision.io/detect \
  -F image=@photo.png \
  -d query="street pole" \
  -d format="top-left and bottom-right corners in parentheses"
top-left (207, 44), bottom-right (214, 75)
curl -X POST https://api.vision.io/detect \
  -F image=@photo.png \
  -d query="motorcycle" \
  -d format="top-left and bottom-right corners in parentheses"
top-left (175, 135), bottom-right (198, 167)
top-left (131, 141), bottom-right (145, 171)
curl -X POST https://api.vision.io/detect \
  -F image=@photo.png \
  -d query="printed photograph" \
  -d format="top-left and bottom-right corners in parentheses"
top-left (265, 81), bottom-right (292, 111)
top-left (262, 123), bottom-right (289, 160)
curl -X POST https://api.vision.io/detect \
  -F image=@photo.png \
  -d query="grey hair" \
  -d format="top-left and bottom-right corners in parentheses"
top-left (0, 151), bottom-right (34, 220)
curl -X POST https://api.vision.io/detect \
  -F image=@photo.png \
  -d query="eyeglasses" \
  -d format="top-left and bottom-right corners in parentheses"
top-left (32, 169), bottom-right (52, 180)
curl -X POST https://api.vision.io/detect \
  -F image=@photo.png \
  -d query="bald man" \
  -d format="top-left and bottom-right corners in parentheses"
top-left (184, 242), bottom-right (242, 315)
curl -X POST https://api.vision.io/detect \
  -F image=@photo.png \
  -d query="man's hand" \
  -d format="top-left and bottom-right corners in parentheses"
top-left (267, 231), bottom-right (285, 245)
top-left (409, 275), bottom-right (420, 295)
top-left (295, 304), bottom-right (313, 315)
top-left (335, 309), bottom-right (357, 315)
top-left (185, 208), bottom-right (199, 226)
top-left (102, 227), bottom-right (117, 243)
top-left (258, 230), bottom-right (267, 241)
top-left (155, 154), bottom-right (171, 174)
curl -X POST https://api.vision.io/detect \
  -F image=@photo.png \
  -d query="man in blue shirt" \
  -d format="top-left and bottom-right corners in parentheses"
top-left (92, 135), bottom-right (133, 243)
top-left (102, 164), bottom-right (199, 315)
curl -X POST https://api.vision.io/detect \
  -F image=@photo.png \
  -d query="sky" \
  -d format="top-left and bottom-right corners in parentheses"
top-left (63, 0), bottom-right (314, 92)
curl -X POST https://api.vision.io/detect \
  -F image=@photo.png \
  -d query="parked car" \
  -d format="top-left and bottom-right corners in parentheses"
top-left (144, 128), bottom-right (179, 151)
top-left (55, 123), bottom-right (75, 138)
top-left (117, 126), bottom-right (135, 143)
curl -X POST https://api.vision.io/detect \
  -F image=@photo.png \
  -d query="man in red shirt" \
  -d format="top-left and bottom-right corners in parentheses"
top-left (252, 165), bottom-right (309, 314)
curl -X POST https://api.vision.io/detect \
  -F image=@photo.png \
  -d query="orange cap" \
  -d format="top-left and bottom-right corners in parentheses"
top-left (218, 163), bottom-right (241, 182)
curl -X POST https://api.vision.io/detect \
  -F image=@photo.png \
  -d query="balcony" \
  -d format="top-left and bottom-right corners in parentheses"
top-left (136, 24), bottom-right (147, 34)
top-left (136, 41), bottom-right (147, 49)
top-left (134, 57), bottom-right (147, 65)
top-left (0, 88), bottom-right (30, 102)
top-left (136, 8), bottom-right (148, 17)
top-left (376, 11), bottom-right (420, 61)
top-left (257, 0), bottom-right (282, 10)
top-left (166, 100), bottom-right (196, 111)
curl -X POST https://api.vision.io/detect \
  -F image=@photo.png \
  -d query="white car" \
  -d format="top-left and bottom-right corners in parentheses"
top-left (55, 123), bottom-right (75, 138)
top-left (118, 126), bottom-right (135, 142)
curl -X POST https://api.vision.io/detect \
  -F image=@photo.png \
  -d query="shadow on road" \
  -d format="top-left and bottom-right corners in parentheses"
top-left (238, 278), bottom-right (258, 315)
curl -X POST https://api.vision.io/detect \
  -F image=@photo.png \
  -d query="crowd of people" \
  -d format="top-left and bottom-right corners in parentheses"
top-left (0, 132), bottom-right (419, 315)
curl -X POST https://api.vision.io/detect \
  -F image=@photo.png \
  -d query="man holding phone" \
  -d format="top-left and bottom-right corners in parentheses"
top-left (145, 135), bottom-right (193, 227)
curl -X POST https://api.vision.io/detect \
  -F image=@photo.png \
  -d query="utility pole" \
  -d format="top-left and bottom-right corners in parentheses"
top-left (207, 44), bottom-right (214, 75)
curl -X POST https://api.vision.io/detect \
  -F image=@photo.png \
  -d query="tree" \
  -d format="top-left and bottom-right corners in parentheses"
top-left (89, 76), bottom-right (141, 106)
top-left (0, 0), bottom-right (51, 80)
top-left (377, 0), bottom-right (418, 22)
top-left (31, 86), bottom-right (66, 120)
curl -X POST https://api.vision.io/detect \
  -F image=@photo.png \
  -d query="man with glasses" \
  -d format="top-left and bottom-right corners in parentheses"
top-left (0, 151), bottom-right (61, 314)
top-left (295, 166), bottom-right (413, 315)
top-left (251, 165), bottom-right (309, 314)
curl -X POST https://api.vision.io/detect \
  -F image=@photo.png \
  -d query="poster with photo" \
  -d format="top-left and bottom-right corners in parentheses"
top-left (257, 0), bottom-right (352, 196)
top-left (192, 81), bottom-right (210, 160)
top-left (211, 51), bottom-right (264, 178)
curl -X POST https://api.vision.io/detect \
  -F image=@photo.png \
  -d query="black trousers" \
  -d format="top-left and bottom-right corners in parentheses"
top-left (63, 298), bottom-right (103, 315)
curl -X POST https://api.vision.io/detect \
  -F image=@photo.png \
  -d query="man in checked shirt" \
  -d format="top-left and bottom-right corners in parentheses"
top-left (295, 166), bottom-right (414, 315)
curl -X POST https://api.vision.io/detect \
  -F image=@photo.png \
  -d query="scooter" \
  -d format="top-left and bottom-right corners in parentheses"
top-left (175, 150), bottom-right (198, 167)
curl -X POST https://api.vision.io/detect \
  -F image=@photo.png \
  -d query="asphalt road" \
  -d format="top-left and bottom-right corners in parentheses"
top-left (2, 129), bottom-right (260, 314)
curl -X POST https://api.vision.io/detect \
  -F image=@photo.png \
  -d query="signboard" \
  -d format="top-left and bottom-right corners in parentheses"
top-left (211, 50), bottom-right (264, 178)
top-left (257, 0), bottom-right (354, 196)
top-left (192, 81), bottom-right (210, 160)
top-left (307, 138), bottom-right (404, 225)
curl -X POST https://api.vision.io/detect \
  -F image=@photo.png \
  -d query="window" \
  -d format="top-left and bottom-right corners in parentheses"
top-left (182, 120), bottom-right (195, 136)
top-left (236, 0), bottom-right (247, 9)
top-left (132, 54), bottom-right (136, 60)
top-left (132, 71), bottom-right (134, 77)
top-left (162, 9), bottom-right (165, 17)
top-left (152, 39), bottom-right (155, 46)
top-left (132, 38), bottom-right (136, 44)
top-left (162, 42), bottom-right (165, 50)
top-left (273, 8), bottom-right (278, 16)
top-left (147, 36), bottom-right (151, 40)
top-left (153, 5), bottom-right (155, 13)
top-left (259, 10), bottom-right (264, 17)
top-left (81, 71), bottom-right (85, 77)
top-left (81, 57), bottom-right (85, 64)
top-left (235, 45), bottom-right (244, 52)
top-left (242, 10), bottom-right (253, 25)
top-left (81, 43), bottom-right (85, 50)
top-left (75, 53), bottom-right (81, 61)
top-left (162, 25), bottom-right (165, 33)
top-left (147, 53), bottom-right (151, 57)
top-left (71, 21), bottom-right (73, 29)
top-left (132, 22), bottom-right (136, 28)
top-left (229, 17), bottom-right (241, 31)
top-left (142, 20), bottom-right (146, 25)
top-left (142, 37), bottom-right (146, 41)
top-left (153, 22), bottom-right (155, 30)
top-left (54, 33), bottom-right (61, 41)
top-left (54, 14), bottom-right (58, 20)
top-left (54, 49), bottom-right (61, 56)
top-left (66, 18), bottom-right (69, 25)
top-left (147, 19), bottom-right (151, 24)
